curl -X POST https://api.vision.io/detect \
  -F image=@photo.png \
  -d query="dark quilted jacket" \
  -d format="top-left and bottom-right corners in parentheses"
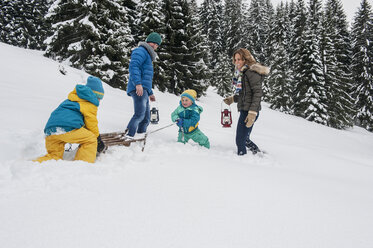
top-left (233, 63), bottom-right (270, 112)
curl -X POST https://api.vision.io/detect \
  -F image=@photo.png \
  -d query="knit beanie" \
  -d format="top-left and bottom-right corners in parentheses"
top-left (181, 89), bottom-right (197, 104)
top-left (86, 76), bottom-right (104, 99)
top-left (146, 32), bottom-right (162, 45)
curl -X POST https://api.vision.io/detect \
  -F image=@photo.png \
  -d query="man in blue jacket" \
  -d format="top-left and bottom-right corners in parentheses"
top-left (124, 32), bottom-right (162, 140)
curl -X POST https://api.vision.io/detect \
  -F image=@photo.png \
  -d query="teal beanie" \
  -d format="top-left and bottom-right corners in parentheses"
top-left (146, 32), bottom-right (162, 45)
top-left (86, 76), bottom-right (104, 99)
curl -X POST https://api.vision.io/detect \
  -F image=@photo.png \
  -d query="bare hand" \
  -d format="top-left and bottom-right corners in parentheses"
top-left (136, 85), bottom-right (143, 96)
top-left (149, 94), bottom-right (156, 102)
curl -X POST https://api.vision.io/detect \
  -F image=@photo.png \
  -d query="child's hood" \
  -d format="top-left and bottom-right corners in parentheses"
top-left (195, 104), bottom-right (203, 114)
top-left (68, 84), bottom-right (100, 106)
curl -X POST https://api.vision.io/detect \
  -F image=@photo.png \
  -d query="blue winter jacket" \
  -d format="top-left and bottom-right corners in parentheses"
top-left (44, 85), bottom-right (100, 137)
top-left (127, 42), bottom-right (156, 96)
top-left (171, 102), bottom-right (203, 134)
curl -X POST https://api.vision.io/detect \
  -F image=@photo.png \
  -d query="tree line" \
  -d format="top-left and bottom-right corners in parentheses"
top-left (0, 0), bottom-right (372, 132)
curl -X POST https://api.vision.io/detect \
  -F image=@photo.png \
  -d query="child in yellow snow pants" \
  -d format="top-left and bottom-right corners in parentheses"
top-left (35, 127), bottom-right (97, 163)
top-left (35, 76), bottom-right (105, 163)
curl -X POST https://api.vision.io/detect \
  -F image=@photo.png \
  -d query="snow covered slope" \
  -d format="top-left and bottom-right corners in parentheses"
top-left (1, 42), bottom-right (373, 248)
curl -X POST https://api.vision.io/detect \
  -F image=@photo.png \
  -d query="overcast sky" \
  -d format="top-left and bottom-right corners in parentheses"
top-left (196, 0), bottom-right (373, 25)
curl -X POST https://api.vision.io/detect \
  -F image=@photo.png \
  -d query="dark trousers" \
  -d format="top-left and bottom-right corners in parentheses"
top-left (235, 111), bottom-right (259, 155)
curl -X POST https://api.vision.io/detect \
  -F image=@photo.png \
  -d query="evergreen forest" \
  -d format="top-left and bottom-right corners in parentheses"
top-left (1, 0), bottom-right (372, 131)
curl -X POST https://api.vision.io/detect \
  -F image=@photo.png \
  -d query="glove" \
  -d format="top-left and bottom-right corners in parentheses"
top-left (223, 95), bottom-right (234, 105)
top-left (176, 118), bottom-right (184, 127)
top-left (245, 111), bottom-right (257, 128)
top-left (97, 135), bottom-right (106, 153)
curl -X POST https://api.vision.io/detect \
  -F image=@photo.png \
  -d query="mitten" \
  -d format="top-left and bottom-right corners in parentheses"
top-left (245, 111), bottom-right (257, 128)
top-left (97, 135), bottom-right (106, 153)
top-left (176, 118), bottom-right (184, 127)
top-left (223, 95), bottom-right (234, 105)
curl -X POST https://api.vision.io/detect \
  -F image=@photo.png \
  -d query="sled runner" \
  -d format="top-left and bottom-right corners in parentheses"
top-left (99, 123), bottom-right (175, 153)
top-left (101, 132), bottom-right (145, 146)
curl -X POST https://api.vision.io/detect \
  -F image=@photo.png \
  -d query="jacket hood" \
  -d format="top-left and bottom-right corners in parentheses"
top-left (249, 63), bottom-right (270, 76)
top-left (68, 85), bottom-right (100, 106)
top-left (139, 41), bottom-right (157, 61)
top-left (196, 105), bottom-right (203, 113)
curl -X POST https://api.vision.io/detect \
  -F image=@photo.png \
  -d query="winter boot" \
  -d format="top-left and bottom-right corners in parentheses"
top-left (246, 139), bottom-right (260, 154)
top-left (121, 135), bottom-right (134, 146)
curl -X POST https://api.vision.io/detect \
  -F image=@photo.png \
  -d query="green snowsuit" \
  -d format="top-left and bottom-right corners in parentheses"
top-left (171, 103), bottom-right (210, 149)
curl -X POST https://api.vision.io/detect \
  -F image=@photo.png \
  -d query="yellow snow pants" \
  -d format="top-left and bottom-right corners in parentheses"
top-left (34, 127), bottom-right (97, 163)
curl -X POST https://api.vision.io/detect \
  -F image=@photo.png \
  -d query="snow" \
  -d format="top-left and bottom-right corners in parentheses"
top-left (79, 15), bottom-right (99, 35)
top-left (102, 55), bottom-right (111, 65)
top-left (1, 42), bottom-right (373, 248)
top-left (68, 41), bottom-right (82, 52)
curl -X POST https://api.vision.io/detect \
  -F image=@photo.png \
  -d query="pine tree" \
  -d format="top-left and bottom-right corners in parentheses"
top-left (123, 0), bottom-right (138, 47)
top-left (267, 3), bottom-right (293, 113)
top-left (137, 0), bottom-right (165, 41)
top-left (199, 0), bottom-right (224, 68)
top-left (293, 0), bottom-right (328, 125)
top-left (263, 0), bottom-right (275, 66)
top-left (214, 52), bottom-right (233, 97)
top-left (45, 0), bottom-right (133, 89)
top-left (0, 0), bottom-right (15, 45)
top-left (159, 0), bottom-right (189, 94)
top-left (322, 0), bottom-right (354, 129)
top-left (199, 0), bottom-right (227, 94)
top-left (262, 0), bottom-right (281, 101)
top-left (350, 0), bottom-right (373, 131)
top-left (183, 0), bottom-right (210, 96)
top-left (223, 0), bottom-right (243, 57)
top-left (200, 0), bottom-right (232, 97)
top-left (0, 0), bottom-right (51, 50)
top-left (245, 0), bottom-right (272, 64)
top-left (160, 0), bottom-right (209, 96)
top-left (286, 0), bottom-right (298, 80)
top-left (199, 0), bottom-right (210, 34)
top-left (289, 0), bottom-right (307, 115)
top-left (137, 0), bottom-right (167, 92)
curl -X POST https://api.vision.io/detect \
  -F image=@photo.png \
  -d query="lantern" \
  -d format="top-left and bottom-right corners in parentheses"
top-left (221, 102), bottom-right (232, 128)
top-left (150, 106), bottom-right (159, 124)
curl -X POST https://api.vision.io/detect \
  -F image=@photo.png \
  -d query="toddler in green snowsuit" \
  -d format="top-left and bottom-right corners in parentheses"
top-left (171, 89), bottom-right (210, 149)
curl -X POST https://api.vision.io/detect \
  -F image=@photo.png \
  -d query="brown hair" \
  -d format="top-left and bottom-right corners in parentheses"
top-left (232, 48), bottom-right (256, 66)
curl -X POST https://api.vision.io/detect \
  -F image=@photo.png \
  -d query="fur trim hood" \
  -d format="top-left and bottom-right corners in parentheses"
top-left (249, 63), bottom-right (270, 76)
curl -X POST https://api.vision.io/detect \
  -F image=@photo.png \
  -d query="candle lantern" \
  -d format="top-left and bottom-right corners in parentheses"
top-left (150, 106), bottom-right (159, 124)
top-left (221, 102), bottom-right (232, 128)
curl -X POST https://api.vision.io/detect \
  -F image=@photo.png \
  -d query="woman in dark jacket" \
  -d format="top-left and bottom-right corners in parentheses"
top-left (224, 48), bottom-right (269, 155)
